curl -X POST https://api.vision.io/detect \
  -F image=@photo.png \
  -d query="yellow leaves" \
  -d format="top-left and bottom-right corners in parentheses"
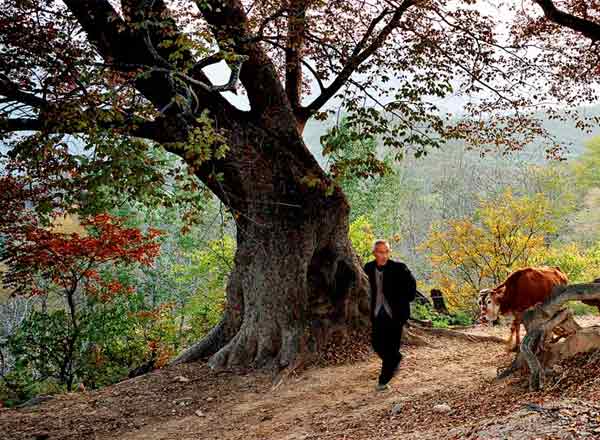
top-left (531, 241), bottom-right (600, 284)
top-left (421, 189), bottom-right (556, 312)
top-left (348, 216), bottom-right (403, 263)
top-left (479, 189), bottom-right (554, 237)
top-left (349, 215), bottom-right (375, 261)
top-left (169, 110), bottom-right (229, 166)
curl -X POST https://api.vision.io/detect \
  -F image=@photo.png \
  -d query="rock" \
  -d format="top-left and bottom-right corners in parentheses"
top-left (174, 375), bottom-right (190, 383)
top-left (433, 403), bottom-right (452, 413)
top-left (195, 409), bottom-right (205, 417)
top-left (391, 403), bottom-right (403, 415)
top-left (173, 397), bottom-right (193, 406)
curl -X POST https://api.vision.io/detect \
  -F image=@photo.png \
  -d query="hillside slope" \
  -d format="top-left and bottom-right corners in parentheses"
top-left (3, 320), bottom-right (600, 440)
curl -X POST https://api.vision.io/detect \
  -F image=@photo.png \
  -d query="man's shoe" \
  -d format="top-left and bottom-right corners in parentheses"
top-left (375, 383), bottom-right (389, 392)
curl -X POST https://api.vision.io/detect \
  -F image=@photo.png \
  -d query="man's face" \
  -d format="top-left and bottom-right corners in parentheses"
top-left (373, 243), bottom-right (390, 266)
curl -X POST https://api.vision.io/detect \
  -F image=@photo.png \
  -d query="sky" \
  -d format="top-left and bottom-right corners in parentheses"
top-left (201, 0), bottom-right (533, 116)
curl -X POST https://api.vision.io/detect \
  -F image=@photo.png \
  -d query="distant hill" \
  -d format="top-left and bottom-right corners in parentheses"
top-left (302, 105), bottom-right (600, 166)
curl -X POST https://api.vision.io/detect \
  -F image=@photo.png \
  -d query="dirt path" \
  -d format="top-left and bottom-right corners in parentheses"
top-left (3, 321), bottom-right (600, 440)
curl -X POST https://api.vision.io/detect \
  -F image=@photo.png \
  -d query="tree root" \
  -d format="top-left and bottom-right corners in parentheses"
top-left (171, 319), bottom-right (228, 365)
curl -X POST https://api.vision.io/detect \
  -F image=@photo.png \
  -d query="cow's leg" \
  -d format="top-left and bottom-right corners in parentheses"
top-left (505, 319), bottom-right (515, 352)
top-left (507, 315), bottom-right (522, 352)
top-left (514, 315), bottom-right (522, 351)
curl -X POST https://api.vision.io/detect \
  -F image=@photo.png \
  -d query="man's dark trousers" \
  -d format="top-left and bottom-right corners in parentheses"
top-left (364, 259), bottom-right (416, 385)
top-left (372, 309), bottom-right (405, 384)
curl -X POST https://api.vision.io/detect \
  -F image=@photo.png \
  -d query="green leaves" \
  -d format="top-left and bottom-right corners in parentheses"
top-left (349, 215), bottom-right (376, 262)
top-left (322, 119), bottom-right (392, 184)
top-left (175, 236), bottom-right (233, 341)
top-left (169, 110), bottom-right (229, 169)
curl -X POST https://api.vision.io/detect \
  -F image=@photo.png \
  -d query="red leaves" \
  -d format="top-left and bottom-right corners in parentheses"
top-left (2, 211), bottom-right (163, 297)
top-left (85, 278), bottom-right (136, 303)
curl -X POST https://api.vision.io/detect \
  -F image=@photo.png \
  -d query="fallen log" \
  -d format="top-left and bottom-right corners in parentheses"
top-left (501, 282), bottom-right (600, 391)
top-left (406, 322), bottom-right (506, 344)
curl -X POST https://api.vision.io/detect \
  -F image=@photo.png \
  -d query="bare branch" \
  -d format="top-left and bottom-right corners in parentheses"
top-left (286, 0), bottom-right (308, 114)
top-left (196, 0), bottom-right (294, 120)
top-left (299, 0), bottom-right (416, 123)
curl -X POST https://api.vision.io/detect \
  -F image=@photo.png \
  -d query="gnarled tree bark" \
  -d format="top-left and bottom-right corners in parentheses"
top-left (170, 124), bottom-right (371, 369)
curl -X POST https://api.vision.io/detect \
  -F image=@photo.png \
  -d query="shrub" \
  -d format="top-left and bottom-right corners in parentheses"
top-left (421, 189), bottom-right (556, 313)
top-left (0, 213), bottom-right (167, 405)
top-left (411, 302), bottom-right (475, 329)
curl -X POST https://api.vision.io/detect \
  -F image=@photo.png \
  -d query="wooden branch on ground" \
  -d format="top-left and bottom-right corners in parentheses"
top-left (409, 318), bottom-right (433, 327)
top-left (501, 282), bottom-right (600, 390)
top-left (407, 322), bottom-right (506, 344)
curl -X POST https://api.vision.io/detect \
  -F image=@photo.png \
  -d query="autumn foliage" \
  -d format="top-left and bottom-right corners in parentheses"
top-left (0, 170), bottom-right (168, 396)
top-left (2, 213), bottom-right (161, 298)
top-left (421, 189), bottom-right (556, 313)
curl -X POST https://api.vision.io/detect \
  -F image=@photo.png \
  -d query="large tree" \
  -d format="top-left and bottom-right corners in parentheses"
top-left (0, 0), bottom-right (568, 370)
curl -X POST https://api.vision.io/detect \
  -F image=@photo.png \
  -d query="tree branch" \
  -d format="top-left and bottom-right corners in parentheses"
top-left (533, 0), bottom-right (600, 42)
top-left (0, 112), bottom-right (166, 142)
top-left (197, 0), bottom-right (294, 123)
top-left (261, 38), bottom-right (326, 95)
top-left (63, 0), bottom-right (238, 120)
top-left (0, 74), bottom-right (48, 109)
top-left (298, 0), bottom-right (415, 124)
top-left (286, 0), bottom-right (308, 115)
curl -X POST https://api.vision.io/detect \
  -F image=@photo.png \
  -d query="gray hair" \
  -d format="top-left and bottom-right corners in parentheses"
top-left (372, 239), bottom-right (391, 252)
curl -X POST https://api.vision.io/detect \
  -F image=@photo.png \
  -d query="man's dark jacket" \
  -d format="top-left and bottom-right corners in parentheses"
top-left (364, 260), bottom-right (417, 323)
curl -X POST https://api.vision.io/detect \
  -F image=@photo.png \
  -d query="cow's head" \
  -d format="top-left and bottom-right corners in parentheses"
top-left (478, 287), bottom-right (502, 323)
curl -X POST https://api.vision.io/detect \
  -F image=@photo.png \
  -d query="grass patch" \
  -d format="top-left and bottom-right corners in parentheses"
top-left (568, 301), bottom-right (599, 316)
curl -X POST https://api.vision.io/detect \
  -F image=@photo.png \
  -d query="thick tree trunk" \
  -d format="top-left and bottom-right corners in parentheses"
top-left (174, 199), bottom-right (369, 369)
top-left (172, 129), bottom-right (370, 370)
top-left (212, 223), bottom-right (367, 369)
top-left (64, 0), bottom-right (371, 371)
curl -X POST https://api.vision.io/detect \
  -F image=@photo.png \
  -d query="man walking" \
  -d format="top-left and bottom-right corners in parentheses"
top-left (364, 239), bottom-right (416, 390)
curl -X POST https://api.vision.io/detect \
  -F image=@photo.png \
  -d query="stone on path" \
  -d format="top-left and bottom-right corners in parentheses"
top-left (433, 403), bottom-right (451, 413)
top-left (391, 403), bottom-right (403, 415)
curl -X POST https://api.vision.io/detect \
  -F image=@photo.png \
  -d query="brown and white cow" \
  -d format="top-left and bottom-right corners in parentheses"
top-left (478, 266), bottom-right (569, 351)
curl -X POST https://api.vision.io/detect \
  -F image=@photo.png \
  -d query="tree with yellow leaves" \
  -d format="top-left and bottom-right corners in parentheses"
top-left (421, 189), bottom-right (556, 313)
